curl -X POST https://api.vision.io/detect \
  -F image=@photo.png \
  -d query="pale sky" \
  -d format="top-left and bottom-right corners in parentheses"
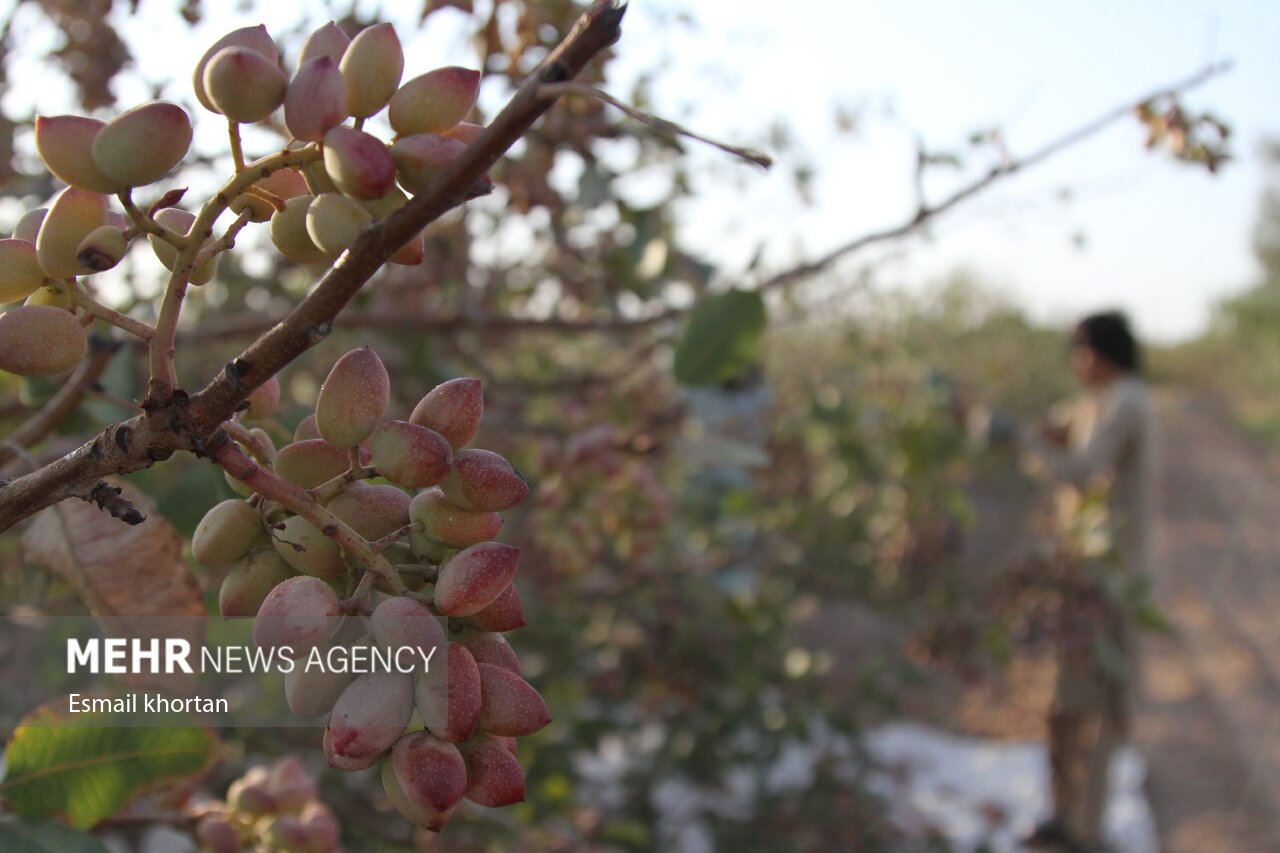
top-left (8, 0), bottom-right (1278, 342)
top-left (619, 0), bottom-right (1280, 343)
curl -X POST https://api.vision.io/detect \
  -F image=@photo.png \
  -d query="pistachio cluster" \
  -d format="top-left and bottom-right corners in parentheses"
top-left (0, 18), bottom-right (487, 377)
top-left (194, 346), bottom-right (544, 831)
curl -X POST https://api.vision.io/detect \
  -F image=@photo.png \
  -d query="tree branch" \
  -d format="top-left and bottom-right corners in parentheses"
top-left (755, 60), bottom-right (1232, 295)
top-left (175, 304), bottom-right (677, 342)
top-left (0, 0), bottom-right (627, 533)
top-left (0, 337), bottom-right (119, 472)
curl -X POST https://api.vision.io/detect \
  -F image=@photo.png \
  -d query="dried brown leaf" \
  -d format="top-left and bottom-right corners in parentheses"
top-left (21, 480), bottom-right (204, 694)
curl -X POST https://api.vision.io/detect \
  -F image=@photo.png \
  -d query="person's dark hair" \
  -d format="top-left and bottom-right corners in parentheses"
top-left (1072, 311), bottom-right (1140, 372)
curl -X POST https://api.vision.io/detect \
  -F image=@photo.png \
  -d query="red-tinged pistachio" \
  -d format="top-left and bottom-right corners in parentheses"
top-left (443, 121), bottom-right (485, 145)
top-left (328, 482), bottom-right (412, 541)
top-left (458, 629), bottom-right (523, 675)
top-left (391, 231), bottom-right (425, 265)
top-left (0, 305), bottom-right (87, 376)
top-left (12, 209), bottom-right (47, 244)
top-left (0, 240), bottom-right (45, 303)
top-left (269, 195), bottom-right (329, 264)
top-left (460, 735), bottom-right (526, 807)
top-left (371, 596), bottom-right (445, 676)
top-left (416, 643), bottom-right (481, 742)
top-left (264, 756), bottom-right (319, 809)
top-left (341, 23), bottom-right (403, 119)
top-left (91, 102), bottom-right (192, 188)
top-left (305, 192), bottom-right (371, 257)
top-left (273, 438), bottom-right (350, 488)
top-left (75, 225), bottom-right (127, 272)
top-left (192, 498), bottom-right (264, 568)
top-left (285, 56), bottom-right (348, 143)
top-left (381, 732), bottom-right (466, 830)
top-left (409, 377), bottom-right (483, 449)
top-left (245, 375), bottom-right (280, 421)
top-left (227, 776), bottom-right (276, 815)
top-left (194, 25), bottom-right (279, 113)
top-left (36, 186), bottom-right (107, 279)
top-left (33, 115), bottom-right (125, 193)
top-left (294, 413), bottom-right (321, 441)
top-left (391, 132), bottom-right (466, 195)
top-left (271, 515), bottom-right (347, 583)
top-left (297, 21), bottom-right (350, 69)
top-left (388, 67), bottom-right (480, 136)
top-left (369, 420), bottom-right (452, 489)
top-left (433, 541), bottom-right (519, 617)
top-left (298, 801), bottom-right (340, 850)
top-left (218, 549), bottom-right (294, 619)
top-left (476, 662), bottom-right (551, 737)
top-left (285, 639), bottom-right (358, 717)
top-left (315, 345), bottom-right (389, 448)
top-left (325, 670), bottom-right (414, 770)
top-left (464, 582), bottom-right (526, 633)
top-left (322, 127), bottom-right (396, 199)
top-left (253, 575), bottom-right (341, 656)
top-left (439, 448), bottom-right (529, 512)
top-left (230, 167), bottom-right (308, 222)
top-left (204, 46), bottom-right (288, 123)
top-left (408, 487), bottom-right (501, 553)
top-left (195, 815), bottom-right (239, 853)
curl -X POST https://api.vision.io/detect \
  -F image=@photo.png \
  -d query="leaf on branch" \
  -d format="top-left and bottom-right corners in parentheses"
top-left (0, 707), bottom-right (216, 830)
top-left (673, 289), bottom-right (766, 387)
top-left (20, 481), bottom-right (204, 694)
top-left (0, 817), bottom-right (108, 852)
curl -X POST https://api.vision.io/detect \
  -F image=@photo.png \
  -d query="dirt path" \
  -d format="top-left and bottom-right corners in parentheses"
top-left (1136, 392), bottom-right (1280, 851)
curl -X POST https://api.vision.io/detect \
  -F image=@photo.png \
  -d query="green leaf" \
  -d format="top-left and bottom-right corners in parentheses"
top-left (673, 289), bottom-right (766, 386)
top-left (0, 818), bottom-right (108, 853)
top-left (1, 712), bottom-right (216, 829)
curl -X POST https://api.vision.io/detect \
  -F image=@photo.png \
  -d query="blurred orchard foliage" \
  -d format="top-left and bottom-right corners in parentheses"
top-left (0, 1), bottom-right (1231, 850)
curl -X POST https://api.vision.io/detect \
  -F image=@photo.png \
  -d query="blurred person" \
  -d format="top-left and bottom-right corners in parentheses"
top-left (1018, 311), bottom-right (1155, 852)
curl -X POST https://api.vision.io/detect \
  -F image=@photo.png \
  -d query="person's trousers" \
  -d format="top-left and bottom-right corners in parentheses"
top-left (1048, 601), bottom-right (1132, 845)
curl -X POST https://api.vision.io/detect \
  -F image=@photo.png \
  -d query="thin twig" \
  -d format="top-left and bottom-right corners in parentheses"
top-left (538, 81), bottom-right (772, 169)
top-left (193, 208), bottom-right (254, 268)
top-left (754, 60), bottom-right (1233, 295)
top-left (213, 436), bottom-right (407, 594)
top-left (74, 291), bottom-right (156, 341)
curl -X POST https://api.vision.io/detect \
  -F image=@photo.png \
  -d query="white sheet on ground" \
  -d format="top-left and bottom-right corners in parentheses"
top-left (864, 722), bottom-right (1158, 852)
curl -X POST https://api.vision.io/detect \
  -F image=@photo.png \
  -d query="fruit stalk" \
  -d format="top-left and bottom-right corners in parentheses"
top-left (210, 435), bottom-right (409, 596)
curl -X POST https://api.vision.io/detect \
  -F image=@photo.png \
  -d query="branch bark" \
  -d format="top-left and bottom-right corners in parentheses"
top-left (0, 0), bottom-right (626, 533)
top-left (0, 337), bottom-right (119, 472)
